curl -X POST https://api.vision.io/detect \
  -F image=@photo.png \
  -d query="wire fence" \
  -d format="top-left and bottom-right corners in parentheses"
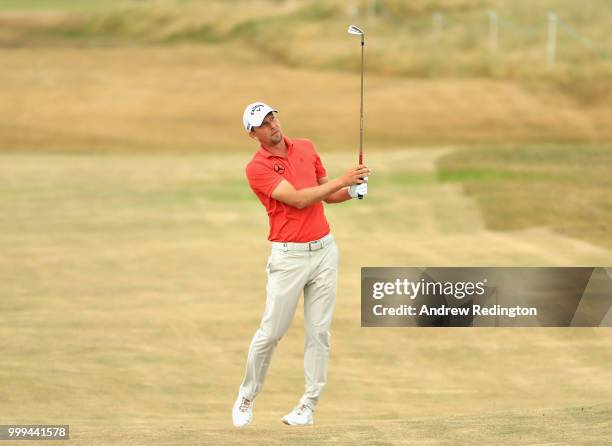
top-left (346, 2), bottom-right (612, 65)
top-left (558, 21), bottom-right (612, 60)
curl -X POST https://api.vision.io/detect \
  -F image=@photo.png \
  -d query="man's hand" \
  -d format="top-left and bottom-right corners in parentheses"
top-left (340, 165), bottom-right (371, 187)
top-left (348, 178), bottom-right (368, 198)
top-left (271, 165), bottom-right (372, 208)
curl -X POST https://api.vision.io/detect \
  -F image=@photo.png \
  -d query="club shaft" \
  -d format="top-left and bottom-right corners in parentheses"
top-left (358, 35), bottom-right (364, 199)
top-left (359, 36), bottom-right (364, 164)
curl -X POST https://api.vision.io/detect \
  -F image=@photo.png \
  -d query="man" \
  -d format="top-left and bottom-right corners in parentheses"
top-left (232, 102), bottom-right (371, 427)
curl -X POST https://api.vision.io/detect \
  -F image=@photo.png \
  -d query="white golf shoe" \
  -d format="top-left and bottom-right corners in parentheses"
top-left (281, 402), bottom-right (314, 426)
top-left (232, 394), bottom-right (253, 427)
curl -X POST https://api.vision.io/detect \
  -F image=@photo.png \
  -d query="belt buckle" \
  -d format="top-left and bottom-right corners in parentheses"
top-left (309, 240), bottom-right (323, 251)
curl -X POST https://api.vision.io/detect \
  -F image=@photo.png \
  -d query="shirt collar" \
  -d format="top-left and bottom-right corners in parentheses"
top-left (257, 136), bottom-right (293, 159)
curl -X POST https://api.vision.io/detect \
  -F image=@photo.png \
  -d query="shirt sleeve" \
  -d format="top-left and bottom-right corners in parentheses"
top-left (246, 161), bottom-right (284, 198)
top-left (313, 145), bottom-right (327, 179)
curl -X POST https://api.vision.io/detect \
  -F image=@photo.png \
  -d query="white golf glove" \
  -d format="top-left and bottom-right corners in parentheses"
top-left (348, 177), bottom-right (368, 199)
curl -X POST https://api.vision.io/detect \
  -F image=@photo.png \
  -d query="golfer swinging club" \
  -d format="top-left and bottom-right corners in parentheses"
top-left (232, 102), bottom-right (371, 427)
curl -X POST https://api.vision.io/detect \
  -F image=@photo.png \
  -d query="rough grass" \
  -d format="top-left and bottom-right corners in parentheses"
top-left (0, 0), bottom-right (610, 104)
top-left (438, 143), bottom-right (612, 250)
top-left (0, 0), bottom-right (132, 12)
top-left (0, 45), bottom-right (610, 154)
top-left (0, 0), bottom-right (609, 150)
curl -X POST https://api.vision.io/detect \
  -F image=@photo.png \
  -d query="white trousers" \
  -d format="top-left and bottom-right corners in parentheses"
top-left (239, 238), bottom-right (339, 407)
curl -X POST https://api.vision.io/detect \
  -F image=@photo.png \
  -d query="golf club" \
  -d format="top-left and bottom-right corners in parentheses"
top-left (347, 24), bottom-right (365, 199)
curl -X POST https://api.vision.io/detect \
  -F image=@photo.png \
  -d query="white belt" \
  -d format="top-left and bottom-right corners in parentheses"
top-left (271, 234), bottom-right (334, 252)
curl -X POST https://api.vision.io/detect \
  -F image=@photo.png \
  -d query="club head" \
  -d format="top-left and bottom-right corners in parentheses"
top-left (347, 25), bottom-right (364, 36)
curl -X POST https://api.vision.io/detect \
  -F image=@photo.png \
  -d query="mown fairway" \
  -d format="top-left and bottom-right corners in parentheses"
top-left (1, 151), bottom-right (611, 445)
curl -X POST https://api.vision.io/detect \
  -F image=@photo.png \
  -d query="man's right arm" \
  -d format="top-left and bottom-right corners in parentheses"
top-left (271, 165), bottom-right (369, 209)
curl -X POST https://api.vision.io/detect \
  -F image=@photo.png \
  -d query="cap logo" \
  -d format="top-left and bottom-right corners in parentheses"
top-left (250, 104), bottom-right (264, 115)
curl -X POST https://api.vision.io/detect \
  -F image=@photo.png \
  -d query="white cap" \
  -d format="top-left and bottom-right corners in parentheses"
top-left (243, 102), bottom-right (278, 132)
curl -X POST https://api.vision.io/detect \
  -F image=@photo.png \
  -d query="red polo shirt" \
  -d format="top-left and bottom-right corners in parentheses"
top-left (246, 136), bottom-right (331, 242)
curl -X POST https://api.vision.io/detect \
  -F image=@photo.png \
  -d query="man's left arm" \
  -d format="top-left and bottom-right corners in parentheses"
top-left (313, 146), bottom-right (368, 203)
top-left (318, 177), bottom-right (352, 203)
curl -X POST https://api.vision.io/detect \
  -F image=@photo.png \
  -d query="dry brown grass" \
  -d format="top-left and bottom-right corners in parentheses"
top-left (0, 0), bottom-right (610, 154)
top-left (1, 4), bottom-right (610, 443)
top-left (1, 150), bottom-right (611, 444)
top-left (1, 45), bottom-right (609, 154)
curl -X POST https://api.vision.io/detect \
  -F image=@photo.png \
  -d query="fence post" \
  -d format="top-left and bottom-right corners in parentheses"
top-left (488, 10), bottom-right (498, 52)
top-left (369, 0), bottom-right (377, 19)
top-left (347, 1), bottom-right (358, 18)
top-left (432, 12), bottom-right (443, 38)
top-left (547, 12), bottom-right (558, 67)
